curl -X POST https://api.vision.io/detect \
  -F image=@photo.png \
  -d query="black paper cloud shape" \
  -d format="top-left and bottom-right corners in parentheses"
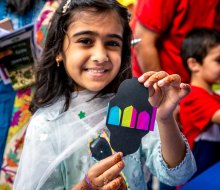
top-left (106, 78), bottom-right (157, 156)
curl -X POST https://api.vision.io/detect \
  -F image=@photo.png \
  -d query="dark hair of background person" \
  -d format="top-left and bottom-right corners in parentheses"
top-left (6, 0), bottom-right (35, 15)
top-left (181, 28), bottom-right (220, 74)
top-left (29, 0), bottom-right (132, 113)
top-left (6, 0), bottom-right (46, 15)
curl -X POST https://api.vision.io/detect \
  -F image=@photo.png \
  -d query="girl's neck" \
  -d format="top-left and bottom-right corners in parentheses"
top-left (72, 89), bottom-right (97, 96)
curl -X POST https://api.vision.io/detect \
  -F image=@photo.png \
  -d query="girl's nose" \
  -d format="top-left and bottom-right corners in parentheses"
top-left (90, 44), bottom-right (109, 64)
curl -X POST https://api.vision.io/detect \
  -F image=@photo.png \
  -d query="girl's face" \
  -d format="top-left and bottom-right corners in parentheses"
top-left (199, 45), bottom-right (220, 85)
top-left (61, 10), bottom-right (123, 92)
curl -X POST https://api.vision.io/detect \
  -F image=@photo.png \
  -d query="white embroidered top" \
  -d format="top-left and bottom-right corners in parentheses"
top-left (13, 90), bottom-right (196, 190)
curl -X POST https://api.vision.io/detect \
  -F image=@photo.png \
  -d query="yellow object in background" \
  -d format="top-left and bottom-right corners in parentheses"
top-left (117, 0), bottom-right (136, 6)
top-left (213, 84), bottom-right (220, 95)
top-left (213, 84), bottom-right (220, 90)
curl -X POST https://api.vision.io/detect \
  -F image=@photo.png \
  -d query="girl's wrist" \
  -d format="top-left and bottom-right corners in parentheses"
top-left (71, 177), bottom-right (92, 190)
top-left (156, 114), bottom-right (175, 125)
top-left (84, 174), bottom-right (93, 190)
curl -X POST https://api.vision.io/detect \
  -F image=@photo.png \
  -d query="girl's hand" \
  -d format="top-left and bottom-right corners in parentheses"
top-left (78, 152), bottom-right (126, 190)
top-left (138, 71), bottom-right (191, 121)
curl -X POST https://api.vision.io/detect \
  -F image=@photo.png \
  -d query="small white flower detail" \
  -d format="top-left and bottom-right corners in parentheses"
top-left (62, 0), bottom-right (71, 13)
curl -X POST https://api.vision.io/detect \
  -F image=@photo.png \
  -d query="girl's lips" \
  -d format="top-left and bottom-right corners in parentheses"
top-left (84, 68), bottom-right (110, 78)
top-left (85, 68), bottom-right (107, 73)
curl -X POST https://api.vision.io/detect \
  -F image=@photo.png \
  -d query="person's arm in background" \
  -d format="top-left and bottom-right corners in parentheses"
top-left (133, 0), bottom-right (179, 73)
top-left (212, 109), bottom-right (220, 124)
top-left (134, 21), bottom-right (161, 72)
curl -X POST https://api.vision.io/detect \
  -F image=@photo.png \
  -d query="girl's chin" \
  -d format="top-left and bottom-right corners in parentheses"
top-left (85, 83), bottom-right (107, 92)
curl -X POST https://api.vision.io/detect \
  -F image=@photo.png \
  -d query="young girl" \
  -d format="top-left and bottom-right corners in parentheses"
top-left (13, 0), bottom-right (196, 189)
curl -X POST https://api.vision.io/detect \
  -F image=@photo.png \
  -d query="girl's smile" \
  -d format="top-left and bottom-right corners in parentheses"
top-left (60, 10), bottom-right (123, 91)
top-left (84, 68), bottom-right (109, 77)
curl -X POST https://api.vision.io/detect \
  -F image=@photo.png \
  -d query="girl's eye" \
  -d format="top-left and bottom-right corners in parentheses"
top-left (214, 56), bottom-right (220, 64)
top-left (78, 38), bottom-right (93, 45)
top-left (106, 41), bottom-right (121, 47)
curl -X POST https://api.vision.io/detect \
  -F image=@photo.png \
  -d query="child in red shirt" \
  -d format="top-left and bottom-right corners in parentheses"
top-left (180, 28), bottom-right (220, 178)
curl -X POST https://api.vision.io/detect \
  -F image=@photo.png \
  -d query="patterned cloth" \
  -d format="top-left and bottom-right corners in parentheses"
top-left (35, 0), bottom-right (60, 57)
top-left (0, 1), bottom-right (60, 189)
top-left (0, 88), bottom-right (34, 189)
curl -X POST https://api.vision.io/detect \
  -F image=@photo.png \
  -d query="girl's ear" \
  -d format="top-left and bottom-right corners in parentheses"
top-left (187, 57), bottom-right (200, 72)
top-left (56, 54), bottom-right (63, 62)
top-left (55, 54), bottom-right (63, 67)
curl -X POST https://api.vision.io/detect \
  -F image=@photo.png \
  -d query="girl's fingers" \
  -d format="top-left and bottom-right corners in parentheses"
top-left (86, 152), bottom-right (123, 188)
top-left (118, 179), bottom-right (127, 190)
top-left (96, 161), bottom-right (124, 186)
top-left (153, 82), bottom-right (163, 98)
top-left (140, 71), bottom-right (169, 87)
top-left (139, 72), bottom-right (182, 89)
top-left (157, 74), bottom-right (181, 88)
top-left (103, 175), bottom-right (125, 190)
top-left (148, 83), bottom-right (164, 107)
top-left (138, 71), bottom-right (157, 83)
top-left (148, 85), bottom-right (155, 97)
top-left (179, 83), bottom-right (191, 99)
top-left (89, 152), bottom-right (123, 177)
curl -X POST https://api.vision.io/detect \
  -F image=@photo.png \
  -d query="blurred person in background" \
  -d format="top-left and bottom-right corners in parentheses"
top-left (180, 28), bottom-right (220, 180)
top-left (131, 0), bottom-right (220, 83)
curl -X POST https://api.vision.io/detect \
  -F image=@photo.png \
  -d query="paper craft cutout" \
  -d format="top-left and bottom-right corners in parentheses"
top-left (90, 137), bottom-right (112, 161)
top-left (108, 105), bottom-right (155, 131)
top-left (106, 78), bottom-right (157, 156)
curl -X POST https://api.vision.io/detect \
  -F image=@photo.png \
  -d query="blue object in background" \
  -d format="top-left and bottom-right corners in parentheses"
top-left (180, 162), bottom-right (220, 190)
top-left (0, 0), bottom-right (45, 169)
top-left (0, 0), bottom-right (45, 30)
top-left (0, 81), bottom-right (15, 167)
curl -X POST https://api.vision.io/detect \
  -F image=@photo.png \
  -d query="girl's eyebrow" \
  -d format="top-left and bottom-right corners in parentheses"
top-left (73, 31), bottom-right (123, 41)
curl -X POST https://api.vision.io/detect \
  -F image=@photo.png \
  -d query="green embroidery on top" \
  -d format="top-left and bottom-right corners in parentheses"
top-left (78, 111), bottom-right (86, 119)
